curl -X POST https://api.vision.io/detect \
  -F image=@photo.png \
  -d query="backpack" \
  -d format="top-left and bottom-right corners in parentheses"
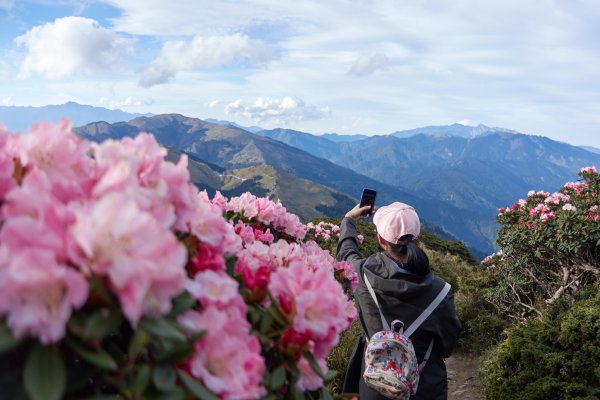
top-left (362, 272), bottom-right (451, 399)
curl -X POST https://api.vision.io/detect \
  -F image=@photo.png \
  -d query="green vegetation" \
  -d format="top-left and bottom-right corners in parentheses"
top-left (484, 286), bottom-right (600, 400)
top-left (483, 168), bottom-right (600, 321)
top-left (481, 167), bottom-right (600, 399)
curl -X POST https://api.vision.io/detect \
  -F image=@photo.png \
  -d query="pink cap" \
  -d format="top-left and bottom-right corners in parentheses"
top-left (373, 202), bottom-right (421, 243)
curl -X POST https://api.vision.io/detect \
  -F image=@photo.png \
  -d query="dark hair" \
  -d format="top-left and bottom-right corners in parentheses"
top-left (387, 240), bottom-right (430, 276)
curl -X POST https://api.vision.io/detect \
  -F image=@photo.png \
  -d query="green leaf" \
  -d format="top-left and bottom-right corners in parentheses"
top-left (0, 323), bottom-right (19, 353)
top-left (128, 328), bottom-right (151, 361)
top-left (177, 370), bottom-right (220, 400)
top-left (139, 317), bottom-right (186, 342)
top-left (226, 256), bottom-right (237, 276)
top-left (324, 370), bottom-right (338, 381)
top-left (302, 350), bottom-right (325, 379)
top-left (269, 365), bottom-right (286, 390)
top-left (66, 338), bottom-right (118, 371)
top-left (24, 344), bottom-right (66, 400)
top-left (320, 388), bottom-right (334, 400)
top-left (66, 363), bottom-right (97, 394)
top-left (259, 311), bottom-right (273, 333)
top-left (89, 275), bottom-right (118, 306)
top-left (153, 365), bottom-right (176, 391)
top-left (84, 309), bottom-right (122, 339)
top-left (169, 293), bottom-right (196, 318)
top-left (248, 305), bottom-right (261, 324)
top-left (267, 304), bottom-right (288, 327)
top-left (146, 387), bottom-right (185, 400)
top-left (135, 365), bottom-right (151, 394)
top-left (154, 339), bottom-right (194, 363)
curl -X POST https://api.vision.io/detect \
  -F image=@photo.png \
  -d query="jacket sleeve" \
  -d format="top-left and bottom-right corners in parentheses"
top-left (335, 217), bottom-right (364, 274)
top-left (437, 289), bottom-right (462, 358)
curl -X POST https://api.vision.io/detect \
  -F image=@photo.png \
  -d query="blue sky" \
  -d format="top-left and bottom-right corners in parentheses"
top-left (1, 0), bottom-right (600, 147)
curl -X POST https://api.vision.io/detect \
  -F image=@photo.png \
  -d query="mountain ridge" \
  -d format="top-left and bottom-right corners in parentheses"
top-left (74, 114), bottom-right (493, 257)
top-left (0, 102), bottom-right (151, 132)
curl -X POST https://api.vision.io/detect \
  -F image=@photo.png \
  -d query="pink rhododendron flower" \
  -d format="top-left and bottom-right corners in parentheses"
top-left (224, 192), bottom-right (307, 240)
top-left (234, 220), bottom-right (257, 244)
top-left (357, 234), bottom-right (365, 244)
top-left (269, 251), bottom-right (357, 358)
top-left (16, 120), bottom-right (96, 202)
top-left (544, 192), bottom-right (570, 205)
top-left (335, 260), bottom-right (359, 292)
top-left (1, 170), bottom-right (75, 262)
top-left (186, 193), bottom-right (241, 256)
top-left (562, 203), bottom-right (576, 211)
top-left (91, 134), bottom-right (180, 229)
top-left (159, 155), bottom-right (200, 232)
top-left (540, 211), bottom-right (557, 222)
top-left (186, 270), bottom-right (244, 311)
top-left (0, 126), bottom-right (16, 198)
top-left (69, 193), bottom-right (186, 325)
top-left (189, 244), bottom-right (226, 275)
top-left (564, 181), bottom-right (586, 194)
top-left (178, 307), bottom-right (266, 400)
top-left (232, 219), bottom-right (274, 245)
top-left (580, 166), bottom-right (597, 174)
top-left (296, 356), bottom-right (328, 391)
top-left (0, 246), bottom-right (88, 344)
top-left (235, 241), bottom-right (274, 301)
top-left (268, 239), bottom-right (305, 269)
top-left (207, 190), bottom-right (228, 210)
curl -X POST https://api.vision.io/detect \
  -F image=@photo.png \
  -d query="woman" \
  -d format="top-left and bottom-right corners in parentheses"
top-left (337, 202), bottom-right (461, 399)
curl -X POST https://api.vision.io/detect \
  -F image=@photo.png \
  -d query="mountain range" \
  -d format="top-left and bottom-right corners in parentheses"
top-left (0, 102), bottom-right (150, 132)
top-left (5, 102), bottom-right (600, 259)
top-left (74, 114), bottom-right (491, 257)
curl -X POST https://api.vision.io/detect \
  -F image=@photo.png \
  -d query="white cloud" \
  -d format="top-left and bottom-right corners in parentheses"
top-left (224, 96), bottom-right (330, 126)
top-left (348, 53), bottom-right (389, 77)
top-left (99, 96), bottom-right (154, 109)
top-left (139, 34), bottom-right (272, 87)
top-left (0, 97), bottom-right (13, 106)
top-left (15, 16), bottom-right (133, 79)
top-left (208, 99), bottom-right (221, 108)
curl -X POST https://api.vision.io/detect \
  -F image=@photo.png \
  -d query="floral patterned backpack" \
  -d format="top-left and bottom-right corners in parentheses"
top-left (363, 272), bottom-right (451, 399)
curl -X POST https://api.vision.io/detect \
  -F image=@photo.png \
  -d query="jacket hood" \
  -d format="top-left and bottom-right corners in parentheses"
top-left (362, 252), bottom-right (436, 300)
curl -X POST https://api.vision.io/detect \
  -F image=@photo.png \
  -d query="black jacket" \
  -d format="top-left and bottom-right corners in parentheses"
top-left (336, 218), bottom-right (461, 400)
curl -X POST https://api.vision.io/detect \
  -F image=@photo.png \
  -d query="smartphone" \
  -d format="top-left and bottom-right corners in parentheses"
top-left (359, 188), bottom-right (377, 216)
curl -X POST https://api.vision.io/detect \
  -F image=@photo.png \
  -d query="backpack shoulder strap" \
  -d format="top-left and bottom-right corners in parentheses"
top-left (404, 281), bottom-right (451, 338)
top-left (363, 271), bottom-right (390, 332)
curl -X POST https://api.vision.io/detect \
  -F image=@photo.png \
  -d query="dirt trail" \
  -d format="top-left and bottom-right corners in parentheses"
top-left (446, 353), bottom-right (484, 400)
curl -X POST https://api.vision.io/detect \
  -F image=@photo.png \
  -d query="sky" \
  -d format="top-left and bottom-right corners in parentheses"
top-left (1, 0), bottom-right (600, 147)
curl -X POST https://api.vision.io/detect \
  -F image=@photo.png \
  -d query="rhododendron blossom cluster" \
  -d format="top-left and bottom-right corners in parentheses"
top-left (483, 166), bottom-right (600, 320)
top-left (0, 122), bottom-right (358, 400)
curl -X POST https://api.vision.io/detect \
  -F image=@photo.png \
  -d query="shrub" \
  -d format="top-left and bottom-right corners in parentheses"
top-left (0, 123), bottom-right (358, 399)
top-left (483, 167), bottom-right (600, 321)
top-left (426, 247), bottom-right (506, 354)
top-left (483, 286), bottom-right (600, 400)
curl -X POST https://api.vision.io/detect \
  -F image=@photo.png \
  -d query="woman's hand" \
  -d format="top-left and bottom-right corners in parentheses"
top-left (345, 204), bottom-right (374, 220)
